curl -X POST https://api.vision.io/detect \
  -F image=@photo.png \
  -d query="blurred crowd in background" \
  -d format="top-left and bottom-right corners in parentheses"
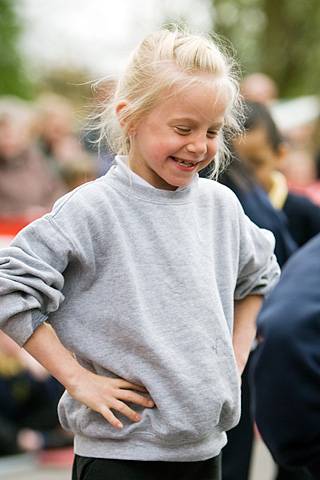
top-left (0, 73), bottom-right (319, 226)
top-left (0, 92), bottom-right (98, 223)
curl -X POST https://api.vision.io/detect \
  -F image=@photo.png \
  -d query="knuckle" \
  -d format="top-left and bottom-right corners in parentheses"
top-left (117, 403), bottom-right (127, 414)
top-left (122, 392), bottom-right (133, 402)
top-left (108, 387), bottom-right (117, 397)
top-left (101, 407), bottom-right (112, 420)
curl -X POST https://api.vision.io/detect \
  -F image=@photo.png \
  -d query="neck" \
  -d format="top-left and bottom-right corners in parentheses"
top-left (127, 152), bottom-right (178, 191)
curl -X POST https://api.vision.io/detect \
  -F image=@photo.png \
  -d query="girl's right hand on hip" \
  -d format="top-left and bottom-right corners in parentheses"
top-left (67, 369), bottom-right (155, 429)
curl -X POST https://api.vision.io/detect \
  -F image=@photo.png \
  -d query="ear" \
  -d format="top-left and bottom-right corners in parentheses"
top-left (275, 143), bottom-right (289, 169)
top-left (116, 101), bottom-right (137, 137)
top-left (115, 101), bottom-right (128, 128)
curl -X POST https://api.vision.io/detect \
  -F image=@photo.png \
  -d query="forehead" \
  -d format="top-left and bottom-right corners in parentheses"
top-left (234, 128), bottom-right (274, 165)
top-left (150, 81), bottom-right (229, 124)
top-left (238, 127), bottom-right (271, 151)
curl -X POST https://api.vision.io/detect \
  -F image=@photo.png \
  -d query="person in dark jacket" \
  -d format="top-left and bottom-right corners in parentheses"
top-left (217, 159), bottom-right (297, 267)
top-left (201, 157), bottom-right (298, 480)
top-left (251, 234), bottom-right (320, 479)
top-left (233, 100), bottom-right (320, 247)
top-left (216, 103), bottom-right (316, 480)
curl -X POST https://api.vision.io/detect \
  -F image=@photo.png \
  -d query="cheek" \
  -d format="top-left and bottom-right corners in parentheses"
top-left (208, 138), bottom-right (220, 157)
top-left (255, 166), bottom-right (270, 183)
top-left (158, 137), bottom-right (183, 155)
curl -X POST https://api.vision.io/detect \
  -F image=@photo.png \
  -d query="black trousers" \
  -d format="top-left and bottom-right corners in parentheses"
top-left (72, 454), bottom-right (221, 480)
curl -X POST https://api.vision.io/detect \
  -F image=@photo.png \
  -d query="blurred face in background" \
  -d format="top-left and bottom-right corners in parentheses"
top-left (233, 126), bottom-right (286, 192)
top-left (281, 148), bottom-right (317, 187)
top-left (0, 115), bottom-right (32, 160)
top-left (241, 73), bottom-right (278, 106)
top-left (39, 108), bottom-right (74, 146)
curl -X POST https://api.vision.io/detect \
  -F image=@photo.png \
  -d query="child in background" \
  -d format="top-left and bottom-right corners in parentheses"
top-left (234, 100), bottom-right (320, 247)
top-left (0, 29), bottom-right (279, 480)
top-left (230, 100), bottom-right (317, 480)
top-left (0, 331), bottom-right (71, 456)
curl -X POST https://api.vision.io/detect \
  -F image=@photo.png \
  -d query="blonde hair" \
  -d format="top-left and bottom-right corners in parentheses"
top-left (96, 27), bottom-right (243, 178)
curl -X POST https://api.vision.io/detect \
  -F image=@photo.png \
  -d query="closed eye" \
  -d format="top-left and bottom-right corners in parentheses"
top-left (174, 126), bottom-right (191, 135)
top-left (207, 130), bottom-right (220, 139)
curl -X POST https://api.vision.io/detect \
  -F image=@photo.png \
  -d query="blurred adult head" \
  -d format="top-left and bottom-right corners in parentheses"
top-left (35, 93), bottom-right (76, 150)
top-left (241, 73), bottom-right (278, 105)
top-left (0, 97), bottom-right (35, 160)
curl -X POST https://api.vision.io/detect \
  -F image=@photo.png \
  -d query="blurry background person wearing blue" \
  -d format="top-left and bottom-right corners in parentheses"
top-left (219, 99), bottom-right (320, 480)
top-left (200, 141), bottom-right (298, 480)
top-left (252, 233), bottom-right (320, 480)
top-left (234, 101), bottom-right (320, 247)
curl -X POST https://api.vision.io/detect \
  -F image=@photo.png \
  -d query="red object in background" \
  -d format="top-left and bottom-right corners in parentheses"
top-left (0, 216), bottom-right (40, 247)
top-left (288, 182), bottom-right (320, 206)
top-left (37, 447), bottom-right (74, 468)
top-left (0, 216), bottom-right (36, 236)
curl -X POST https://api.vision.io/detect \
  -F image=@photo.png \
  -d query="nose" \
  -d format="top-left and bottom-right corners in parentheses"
top-left (186, 134), bottom-right (208, 156)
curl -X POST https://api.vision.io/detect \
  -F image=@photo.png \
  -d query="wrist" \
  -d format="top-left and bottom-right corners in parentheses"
top-left (235, 352), bottom-right (249, 376)
top-left (63, 362), bottom-right (91, 395)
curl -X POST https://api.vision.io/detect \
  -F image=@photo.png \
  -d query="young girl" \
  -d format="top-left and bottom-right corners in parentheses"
top-left (0, 29), bottom-right (279, 480)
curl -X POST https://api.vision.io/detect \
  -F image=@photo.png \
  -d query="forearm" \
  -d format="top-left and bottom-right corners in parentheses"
top-left (233, 294), bottom-right (263, 375)
top-left (23, 322), bottom-right (85, 392)
top-left (23, 322), bottom-right (154, 429)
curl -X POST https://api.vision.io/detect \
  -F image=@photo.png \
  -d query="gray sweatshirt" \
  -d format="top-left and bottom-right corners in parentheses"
top-left (0, 156), bottom-right (279, 461)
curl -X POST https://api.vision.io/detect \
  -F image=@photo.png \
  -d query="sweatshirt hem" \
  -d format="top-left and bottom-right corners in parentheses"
top-left (74, 430), bottom-right (227, 462)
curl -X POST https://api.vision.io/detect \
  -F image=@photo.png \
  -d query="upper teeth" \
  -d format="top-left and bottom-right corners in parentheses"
top-left (177, 160), bottom-right (194, 166)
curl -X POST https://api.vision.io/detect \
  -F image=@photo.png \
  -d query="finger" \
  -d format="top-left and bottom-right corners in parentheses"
top-left (112, 400), bottom-right (141, 423)
top-left (117, 390), bottom-right (155, 408)
top-left (100, 406), bottom-right (123, 429)
top-left (115, 379), bottom-right (148, 392)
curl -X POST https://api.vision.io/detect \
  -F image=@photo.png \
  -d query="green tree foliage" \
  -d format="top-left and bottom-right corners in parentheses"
top-left (0, 0), bottom-right (34, 98)
top-left (212, 0), bottom-right (320, 97)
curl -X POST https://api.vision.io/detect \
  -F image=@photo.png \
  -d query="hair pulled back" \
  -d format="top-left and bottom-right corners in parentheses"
top-left (97, 27), bottom-right (243, 177)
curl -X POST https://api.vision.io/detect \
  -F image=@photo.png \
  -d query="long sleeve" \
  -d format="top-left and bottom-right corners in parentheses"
top-left (235, 201), bottom-right (280, 300)
top-left (0, 215), bottom-right (74, 346)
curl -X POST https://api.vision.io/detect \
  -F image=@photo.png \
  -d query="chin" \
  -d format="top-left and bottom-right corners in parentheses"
top-left (157, 173), bottom-right (195, 190)
top-left (174, 178), bottom-right (194, 188)
top-left (163, 180), bottom-right (189, 190)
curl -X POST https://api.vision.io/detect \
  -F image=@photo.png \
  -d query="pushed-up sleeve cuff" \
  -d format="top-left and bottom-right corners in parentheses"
top-left (235, 214), bottom-right (280, 300)
top-left (2, 309), bottom-right (48, 347)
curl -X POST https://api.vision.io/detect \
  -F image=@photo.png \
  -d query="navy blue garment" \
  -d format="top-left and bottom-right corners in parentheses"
top-left (209, 162), bottom-right (300, 480)
top-left (252, 234), bottom-right (320, 478)
top-left (216, 163), bottom-right (297, 267)
top-left (283, 192), bottom-right (320, 247)
top-left (235, 185), bottom-right (297, 266)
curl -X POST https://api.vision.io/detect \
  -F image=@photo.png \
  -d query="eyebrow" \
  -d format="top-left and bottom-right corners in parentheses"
top-left (170, 117), bottom-right (224, 129)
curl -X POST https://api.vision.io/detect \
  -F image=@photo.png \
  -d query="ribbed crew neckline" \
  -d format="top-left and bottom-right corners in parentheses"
top-left (105, 155), bottom-right (198, 204)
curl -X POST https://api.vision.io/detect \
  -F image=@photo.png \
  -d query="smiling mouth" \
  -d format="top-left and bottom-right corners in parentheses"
top-left (170, 156), bottom-right (199, 167)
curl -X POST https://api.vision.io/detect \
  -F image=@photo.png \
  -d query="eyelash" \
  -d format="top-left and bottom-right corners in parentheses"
top-left (174, 126), bottom-right (219, 139)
